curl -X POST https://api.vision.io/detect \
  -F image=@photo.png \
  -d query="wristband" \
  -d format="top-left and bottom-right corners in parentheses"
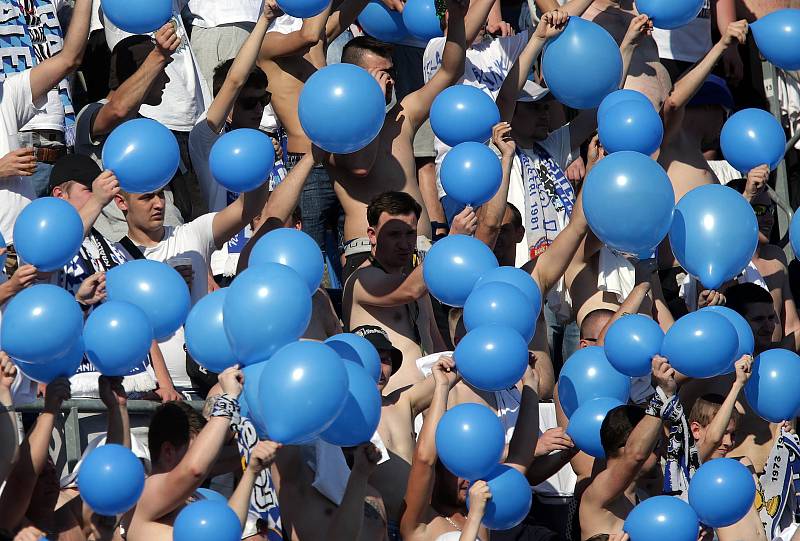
top-left (211, 393), bottom-right (241, 426)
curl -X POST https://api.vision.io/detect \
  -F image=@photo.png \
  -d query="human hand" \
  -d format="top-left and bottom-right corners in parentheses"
top-left (488, 18), bottom-right (514, 37)
top-left (651, 355), bottom-right (677, 397)
top-left (733, 355), bottom-right (753, 387)
top-left (745, 164), bottom-right (769, 198)
top-left (621, 14), bottom-right (653, 49)
top-left (76, 272), bottom-right (107, 307)
top-left (534, 9), bottom-right (568, 40)
top-left (0, 148), bottom-right (36, 177)
top-left (248, 440), bottom-right (282, 473)
top-left (721, 19), bottom-right (748, 48)
top-left (155, 386), bottom-right (183, 402)
top-left (153, 22), bottom-right (180, 59)
top-left (432, 356), bottom-right (459, 388)
top-left (367, 68), bottom-right (392, 98)
top-left (7, 264), bottom-right (37, 294)
top-left (0, 352), bottom-right (17, 394)
top-left (535, 427), bottom-right (575, 456)
top-left (523, 351), bottom-right (540, 390)
top-left (586, 135), bottom-right (605, 171)
top-left (44, 377), bottom-right (71, 413)
top-left (566, 156), bottom-right (585, 185)
top-left (352, 442), bottom-right (382, 475)
top-left (13, 526), bottom-right (46, 541)
top-left (262, 0), bottom-right (284, 19)
top-left (698, 289), bottom-right (726, 308)
top-left (468, 480), bottom-right (492, 515)
top-left (492, 121), bottom-right (516, 158)
top-left (449, 206), bottom-right (478, 236)
top-left (98, 375), bottom-right (127, 409)
top-left (218, 365), bottom-right (244, 398)
top-left (779, 420), bottom-right (796, 435)
top-left (91, 170), bottom-right (120, 207)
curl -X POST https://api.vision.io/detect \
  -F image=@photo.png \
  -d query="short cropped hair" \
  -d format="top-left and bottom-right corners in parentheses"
top-left (342, 35), bottom-right (393, 65)
top-left (724, 283), bottom-right (774, 317)
top-left (148, 401), bottom-right (206, 464)
top-left (600, 404), bottom-right (645, 458)
top-left (506, 202), bottom-right (522, 229)
top-left (212, 58), bottom-right (269, 97)
top-left (689, 393), bottom-right (742, 428)
top-left (367, 191), bottom-right (422, 227)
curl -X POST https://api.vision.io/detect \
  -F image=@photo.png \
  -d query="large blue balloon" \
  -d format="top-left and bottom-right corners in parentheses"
top-left (583, 151), bottom-right (675, 258)
top-left (210, 129), bottom-right (275, 193)
top-left (701, 306), bottom-right (754, 371)
top-left (721, 108), bottom-right (787, 173)
top-left (542, 17), bottom-right (623, 109)
top-left (474, 266), bottom-right (542, 314)
top-left (688, 458), bottom-right (756, 527)
top-left (604, 315), bottom-right (664, 377)
top-left (242, 362), bottom-right (269, 439)
top-left (174, 500), bottom-right (242, 541)
top-left (436, 403), bottom-right (505, 480)
top-left (669, 184), bottom-right (758, 289)
top-left (13, 197), bottom-right (83, 272)
top-left (440, 142), bottom-right (503, 207)
top-left (477, 465), bottom-right (533, 530)
top-left (402, 0), bottom-right (443, 41)
top-left (598, 100), bottom-right (664, 155)
top-left (751, 9), bottom-right (800, 71)
top-left (276, 0), bottom-right (329, 18)
top-left (357, 1), bottom-right (409, 43)
top-left (1, 284), bottom-right (83, 364)
top-left (185, 289), bottom-right (236, 374)
top-left (464, 282), bottom-right (536, 342)
top-left (15, 337), bottom-right (84, 384)
top-left (321, 361), bottom-right (382, 446)
top-left (224, 264), bottom-right (311, 365)
top-left (625, 496), bottom-right (699, 541)
top-left (77, 444), bottom-right (145, 516)
top-left (558, 346), bottom-right (631, 418)
top-left (635, 0), bottom-right (705, 29)
top-left (597, 89), bottom-right (653, 124)
top-left (566, 397), bottom-right (624, 458)
top-left (430, 85), bottom-right (500, 147)
top-left (106, 259), bottom-right (190, 340)
top-left (102, 118), bottom-right (180, 194)
top-left (299, 63), bottom-right (386, 154)
top-left (249, 228), bottom-right (324, 294)
top-left (745, 349), bottom-right (800, 423)
top-left (423, 234), bottom-right (498, 307)
top-left (257, 341), bottom-right (349, 443)
top-left (454, 325), bottom-right (529, 391)
top-left (661, 311), bottom-right (738, 378)
top-left (324, 333), bottom-right (381, 383)
top-left (101, 0), bottom-right (172, 34)
top-left (84, 301), bottom-right (154, 376)
top-left (197, 488), bottom-right (228, 502)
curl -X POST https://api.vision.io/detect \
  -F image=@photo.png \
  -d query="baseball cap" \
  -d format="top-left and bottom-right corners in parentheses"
top-left (688, 74), bottom-right (735, 113)
top-left (352, 325), bottom-right (402, 375)
top-left (48, 154), bottom-right (102, 195)
top-left (517, 80), bottom-right (551, 103)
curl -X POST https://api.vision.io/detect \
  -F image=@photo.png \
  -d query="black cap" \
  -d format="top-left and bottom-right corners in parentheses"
top-left (352, 325), bottom-right (402, 375)
top-left (48, 154), bottom-right (102, 195)
top-left (109, 35), bottom-right (156, 90)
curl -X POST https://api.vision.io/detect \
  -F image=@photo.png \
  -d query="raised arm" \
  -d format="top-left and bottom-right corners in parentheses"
top-left (714, 0), bottom-right (743, 85)
top-left (596, 281), bottom-right (653, 346)
top-left (697, 356), bottom-right (752, 462)
top-left (259, 4), bottom-right (332, 61)
top-left (526, 427), bottom-right (578, 485)
top-left (228, 440), bottom-right (280, 526)
top-left (461, 481), bottom-right (491, 541)
top-left (79, 171), bottom-right (120, 237)
top-left (465, 0), bottom-right (498, 44)
top-left (326, 0), bottom-right (370, 42)
top-left (505, 365), bottom-right (540, 473)
top-left (98, 376), bottom-right (130, 448)
top-left (212, 182), bottom-right (271, 250)
top-left (0, 355), bottom-right (19, 487)
top-left (475, 122), bottom-right (515, 247)
top-left (561, 0), bottom-right (594, 17)
top-left (329, 444), bottom-right (382, 541)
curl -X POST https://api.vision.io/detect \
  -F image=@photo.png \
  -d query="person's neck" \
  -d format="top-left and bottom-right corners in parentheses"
top-left (372, 250), bottom-right (405, 275)
top-left (433, 502), bottom-right (467, 522)
top-left (127, 223), bottom-right (166, 247)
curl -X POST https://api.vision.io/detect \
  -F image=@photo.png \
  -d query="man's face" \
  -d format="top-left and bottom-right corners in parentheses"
top-left (369, 212), bottom-right (418, 268)
top-left (750, 190), bottom-right (775, 245)
top-left (377, 351), bottom-right (394, 391)
top-left (513, 101), bottom-right (551, 141)
top-left (743, 302), bottom-right (778, 351)
top-left (53, 182), bottom-right (93, 210)
top-left (691, 418), bottom-right (737, 459)
top-left (116, 190), bottom-right (166, 232)
top-left (232, 87), bottom-right (270, 130)
top-left (357, 51), bottom-right (395, 105)
top-left (492, 207), bottom-right (524, 266)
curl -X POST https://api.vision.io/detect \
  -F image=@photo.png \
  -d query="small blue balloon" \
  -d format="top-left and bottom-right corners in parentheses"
top-left (751, 9), bottom-right (800, 71)
top-left (430, 86), bottom-right (500, 147)
top-left (477, 465), bottom-right (533, 530)
top-left (583, 151), bottom-right (675, 258)
top-left (542, 17), bottom-right (623, 109)
top-left (324, 333), bottom-right (381, 383)
top-left (635, 0), bottom-right (705, 29)
top-left (402, 0), bottom-right (443, 41)
top-left (661, 311), bottom-right (738, 378)
top-left (688, 458), bottom-right (756, 527)
top-left (13, 197), bottom-right (83, 272)
top-left (464, 282), bottom-right (536, 342)
top-left (185, 289), bottom-right (236, 374)
top-left (567, 397), bottom-right (625, 458)
top-left (258, 341), bottom-right (349, 443)
top-left (78, 444), bottom-right (145, 516)
top-left (100, 0), bottom-right (172, 34)
top-left (745, 349), bottom-right (800, 423)
top-left (197, 488), bottom-right (228, 502)
top-left (102, 118), bottom-right (180, 194)
top-left (474, 266), bottom-right (542, 313)
top-left (721, 108), bottom-right (787, 173)
top-left (436, 403), bottom-right (505, 480)
top-left (669, 184), bottom-right (758, 290)
top-left (276, 0), bottom-right (329, 17)
top-left (358, 1), bottom-right (409, 42)
top-left (210, 129), bottom-right (275, 193)
top-left (224, 264), bottom-right (311, 365)
top-left (106, 259), bottom-right (191, 340)
top-left (597, 89), bottom-right (653, 124)
top-left (604, 315), bottom-right (664, 377)
top-left (174, 500), bottom-right (241, 541)
top-left (423, 234), bottom-right (498, 307)
top-left (84, 301), bottom-right (154, 376)
top-left (440, 142), bottom-right (503, 207)
top-left (242, 362), bottom-right (269, 439)
top-left (321, 361), bottom-right (382, 447)
top-left (598, 100), bottom-right (664, 155)
top-left (624, 496), bottom-right (699, 541)
top-left (701, 306), bottom-right (754, 372)
top-left (250, 228), bottom-right (324, 294)
top-left (16, 337), bottom-right (84, 384)
top-left (558, 346), bottom-right (631, 418)
top-left (455, 325), bottom-right (529, 391)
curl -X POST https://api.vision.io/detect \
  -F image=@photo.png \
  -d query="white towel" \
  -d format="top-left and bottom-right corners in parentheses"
top-left (597, 247), bottom-right (637, 303)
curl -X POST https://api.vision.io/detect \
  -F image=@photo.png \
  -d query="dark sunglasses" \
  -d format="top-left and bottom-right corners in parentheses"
top-left (752, 203), bottom-right (775, 217)
top-left (239, 93), bottom-right (271, 110)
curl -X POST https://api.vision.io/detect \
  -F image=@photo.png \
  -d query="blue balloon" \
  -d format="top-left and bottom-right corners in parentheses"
top-left (464, 282), bottom-right (536, 342)
top-left (250, 228), bottom-right (324, 294)
top-left (455, 325), bottom-right (529, 391)
top-left (84, 301), bottom-right (154, 376)
top-left (751, 9), bottom-right (800, 71)
top-left (324, 333), bottom-right (381, 383)
top-left (625, 496), bottom-right (699, 541)
top-left (474, 266), bottom-right (542, 313)
top-left (357, 1), bottom-right (409, 43)
top-left (792, 210), bottom-right (800, 259)
top-left (542, 17), bottom-right (623, 109)
top-left (688, 458), bottom-right (756, 527)
top-left (106, 259), bottom-right (190, 340)
top-left (184, 289), bottom-right (236, 373)
top-left (669, 184), bottom-right (758, 290)
top-left (701, 306), bottom-right (754, 371)
top-left (102, 118), bottom-right (180, 194)
top-left (258, 341), bottom-right (349, 443)
top-left (721, 108), bottom-right (787, 173)
top-left (210, 129), bottom-right (275, 193)
top-left (13, 197), bottom-right (83, 272)
top-left (566, 397), bottom-right (624, 458)
top-left (402, 0), bottom-right (443, 41)
top-left (16, 338), bottom-right (84, 384)
top-left (745, 349), bottom-right (800, 423)
top-left (661, 311), bottom-right (738, 378)
top-left (604, 315), bottom-right (664, 377)
top-left (423, 234), bottom-right (498, 307)
top-left (430, 85), bottom-right (500, 147)
top-left (635, 0), bottom-right (705, 29)
top-left (77, 444), bottom-right (145, 516)
top-left (299, 63), bottom-right (386, 154)
top-left (440, 142), bottom-right (503, 206)
top-left (101, 0), bottom-right (172, 34)
top-left (476, 465), bottom-right (533, 530)
top-left (224, 264), bottom-right (311, 365)
top-left (276, 0), bottom-right (329, 18)
top-left (174, 500), bottom-right (241, 541)
top-left (598, 100), bottom-right (664, 155)
top-left (321, 361), bottom-right (382, 446)
top-left (1, 284), bottom-right (83, 364)
top-left (436, 403), bottom-right (505, 480)
top-left (597, 89), bottom-right (653, 124)
top-left (583, 151), bottom-right (675, 258)
top-left (558, 346), bottom-right (631, 418)
top-left (197, 488), bottom-right (228, 502)
top-left (242, 362), bottom-right (269, 439)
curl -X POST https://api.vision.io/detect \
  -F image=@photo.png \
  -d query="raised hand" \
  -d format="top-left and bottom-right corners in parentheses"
top-left (733, 355), bottom-right (753, 387)
top-left (468, 480), bottom-right (492, 514)
top-left (44, 377), bottom-right (71, 414)
top-left (432, 356), bottom-right (459, 389)
top-left (352, 442), bottom-right (382, 475)
top-left (76, 272), bottom-right (107, 307)
top-left (92, 170), bottom-right (120, 207)
top-left (218, 365), bottom-right (244, 398)
top-left (621, 14), bottom-right (653, 49)
top-left (535, 427), bottom-right (575, 456)
top-left (98, 375), bottom-right (127, 409)
top-left (651, 355), bottom-right (677, 397)
top-left (534, 9), bottom-right (569, 40)
top-left (248, 440), bottom-right (282, 473)
top-left (721, 19), bottom-right (748, 48)
top-left (492, 121), bottom-right (516, 158)
top-left (153, 22), bottom-right (181, 59)
top-left (449, 206), bottom-right (478, 236)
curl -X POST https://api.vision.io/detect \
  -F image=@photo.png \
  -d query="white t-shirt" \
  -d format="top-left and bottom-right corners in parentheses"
top-left (187, 0), bottom-right (262, 28)
top-left (652, 0), bottom-right (712, 63)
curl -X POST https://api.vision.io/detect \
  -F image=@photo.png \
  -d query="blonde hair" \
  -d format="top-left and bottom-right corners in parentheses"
top-left (689, 393), bottom-right (741, 428)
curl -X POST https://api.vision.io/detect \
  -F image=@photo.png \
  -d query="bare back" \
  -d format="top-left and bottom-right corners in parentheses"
top-left (658, 133), bottom-right (720, 203)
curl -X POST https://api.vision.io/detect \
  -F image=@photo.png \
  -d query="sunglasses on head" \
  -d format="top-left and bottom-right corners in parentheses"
top-left (752, 203), bottom-right (775, 217)
top-left (239, 93), bottom-right (271, 110)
